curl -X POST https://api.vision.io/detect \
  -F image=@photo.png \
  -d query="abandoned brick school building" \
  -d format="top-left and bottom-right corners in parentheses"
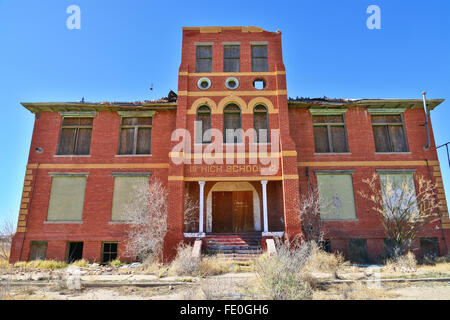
top-left (9, 26), bottom-right (450, 264)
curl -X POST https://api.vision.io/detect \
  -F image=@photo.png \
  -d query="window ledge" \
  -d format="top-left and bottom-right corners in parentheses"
top-left (54, 155), bottom-right (91, 157)
top-left (374, 152), bottom-right (411, 155)
top-left (44, 220), bottom-right (83, 224)
top-left (322, 218), bottom-right (359, 222)
top-left (314, 152), bottom-right (352, 155)
top-left (108, 221), bottom-right (130, 224)
top-left (115, 154), bottom-right (152, 157)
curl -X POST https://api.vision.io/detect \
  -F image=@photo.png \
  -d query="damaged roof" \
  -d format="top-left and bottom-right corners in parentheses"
top-left (21, 91), bottom-right (444, 114)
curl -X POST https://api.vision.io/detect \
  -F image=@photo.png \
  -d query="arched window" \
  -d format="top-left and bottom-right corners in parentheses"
top-left (196, 105), bottom-right (211, 143)
top-left (253, 105), bottom-right (269, 143)
top-left (223, 104), bottom-right (242, 143)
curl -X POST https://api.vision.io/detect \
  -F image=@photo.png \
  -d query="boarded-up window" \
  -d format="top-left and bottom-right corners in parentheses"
top-left (253, 105), bottom-right (269, 143)
top-left (102, 242), bottom-right (118, 264)
top-left (420, 237), bottom-right (439, 258)
top-left (251, 45), bottom-right (268, 72)
top-left (372, 114), bottom-right (408, 152)
top-left (313, 115), bottom-right (348, 153)
top-left (57, 117), bottom-right (93, 155)
top-left (223, 104), bottom-right (242, 143)
top-left (29, 241), bottom-right (47, 261)
top-left (379, 173), bottom-right (417, 216)
top-left (118, 117), bottom-right (152, 155)
top-left (47, 176), bottom-right (86, 221)
top-left (111, 176), bottom-right (149, 221)
top-left (223, 45), bottom-right (240, 72)
top-left (317, 173), bottom-right (356, 220)
top-left (348, 239), bottom-right (370, 263)
top-left (195, 105), bottom-right (211, 143)
top-left (196, 45), bottom-right (212, 73)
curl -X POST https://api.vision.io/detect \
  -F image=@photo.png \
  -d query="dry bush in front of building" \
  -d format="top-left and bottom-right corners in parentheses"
top-left (183, 193), bottom-right (199, 232)
top-left (360, 174), bottom-right (440, 257)
top-left (384, 251), bottom-right (417, 272)
top-left (170, 244), bottom-right (199, 276)
top-left (297, 188), bottom-right (326, 244)
top-left (304, 243), bottom-right (344, 273)
top-left (0, 216), bottom-right (15, 261)
top-left (124, 179), bottom-right (168, 262)
top-left (254, 238), bottom-right (317, 300)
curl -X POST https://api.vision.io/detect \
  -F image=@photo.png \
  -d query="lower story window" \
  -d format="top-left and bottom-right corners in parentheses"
top-left (29, 241), bottom-right (47, 261)
top-left (316, 172), bottom-right (357, 220)
top-left (102, 242), bottom-right (118, 264)
top-left (66, 242), bottom-right (83, 263)
top-left (420, 237), bottom-right (439, 259)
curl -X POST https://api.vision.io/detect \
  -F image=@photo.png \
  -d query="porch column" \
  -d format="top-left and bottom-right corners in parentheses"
top-left (261, 180), bottom-right (269, 233)
top-left (198, 181), bottom-right (205, 234)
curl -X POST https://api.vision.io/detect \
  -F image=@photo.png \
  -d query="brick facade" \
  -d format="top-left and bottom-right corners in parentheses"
top-left (9, 26), bottom-right (450, 263)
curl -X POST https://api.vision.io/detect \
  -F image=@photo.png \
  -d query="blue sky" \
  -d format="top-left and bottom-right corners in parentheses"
top-left (0, 0), bottom-right (449, 223)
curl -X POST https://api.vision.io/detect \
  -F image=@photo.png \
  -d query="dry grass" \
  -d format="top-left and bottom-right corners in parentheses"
top-left (384, 252), bottom-right (417, 272)
top-left (14, 260), bottom-right (67, 270)
top-left (70, 259), bottom-right (89, 268)
top-left (304, 248), bottom-right (344, 273)
top-left (199, 256), bottom-right (233, 276)
top-left (137, 258), bottom-right (166, 275)
top-left (314, 282), bottom-right (398, 300)
top-left (0, 259), bottom-right (11, 269)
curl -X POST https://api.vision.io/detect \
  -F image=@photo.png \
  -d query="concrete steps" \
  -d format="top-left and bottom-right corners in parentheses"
top-left (205, 233), bottom-right (263, 261)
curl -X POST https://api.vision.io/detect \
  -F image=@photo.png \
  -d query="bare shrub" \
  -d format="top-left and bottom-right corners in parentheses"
top-left (254, 238), bottom-right (316, 300)
top-left (183, 193), bottom-right (199, 232)
top-left (297, 188), bottom-right (326, 244)
top-left (304, 245), bottom-right (344, 273)
top-left (0, 217), bottom-right (16, 261)
top-left (124, 179), bottom-right (168, 262)
top-left (385, 251), bottom-right (417, 272)
top-left (360, 174), bottom-right (440, 256)
top-left (170, 244), bottom-right (199, 276)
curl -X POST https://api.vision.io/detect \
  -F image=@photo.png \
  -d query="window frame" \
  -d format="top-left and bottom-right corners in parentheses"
top-left (223, 44), bottom-right (240, 72)
top-left (315, 170), bottom-right (358, 221)
top-left (196, 105), bottom-right (212, 144)
top-left (312, 113), bottom-right (349, 153)
top-left (251, 44), bottom-right (269, 72)
top-left (223, 104), bottom-right (242, 144)
top-left (195, 45), bottom-right (213, 73)
top-left (370, 112), bottom-right (409, 153)
top-left (57, 116), bottom-right (94, 156)
top-left (101, 241), bottom-right (119, 264)
top-left (117, 114), bottom-right (153, 156)
top-left (253, 105), bottom-right (269, 143)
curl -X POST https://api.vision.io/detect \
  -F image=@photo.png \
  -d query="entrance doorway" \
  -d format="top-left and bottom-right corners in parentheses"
top-left (212, 191), bottom-right (254, 233)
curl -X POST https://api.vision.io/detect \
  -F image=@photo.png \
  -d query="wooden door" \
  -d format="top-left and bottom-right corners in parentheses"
top-left (232, 191), bottom-right (254, 232)
top-left (212, 191), bottom-right (233, 232)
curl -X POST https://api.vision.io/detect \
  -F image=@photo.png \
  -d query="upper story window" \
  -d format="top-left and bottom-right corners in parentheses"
top-left (251, 45), bottom-right (268, 72)
top-left (253, 105), bottom-right (269, 143)
top-left (223, 104), bottom-right (242, 143)
top-left (223, 45), bottom-right (240, 72)
top-left (196, 105), bottom-right (212, 144)
top-left (313, 114), bottom-right (348, 153)
top-left (371, 114), bottom-right (408, 152)
top-left (57, 117), bottom-right (93, 155)
top-left (196, 45), bottom-right (212, 73)
top-left (118, 117), bottom-right (152, 155)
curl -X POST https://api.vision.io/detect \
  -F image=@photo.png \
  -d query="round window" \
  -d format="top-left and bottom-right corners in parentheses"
top-left (197, 77), bottom-right (211, 90)
top-left (253, 78), bottom-right (266, 90)
top-left (225, 77), bottom-right (239, 90)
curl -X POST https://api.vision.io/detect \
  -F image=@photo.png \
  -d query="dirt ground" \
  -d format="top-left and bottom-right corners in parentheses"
top-left (1, 273), bottom-right (449, 300)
